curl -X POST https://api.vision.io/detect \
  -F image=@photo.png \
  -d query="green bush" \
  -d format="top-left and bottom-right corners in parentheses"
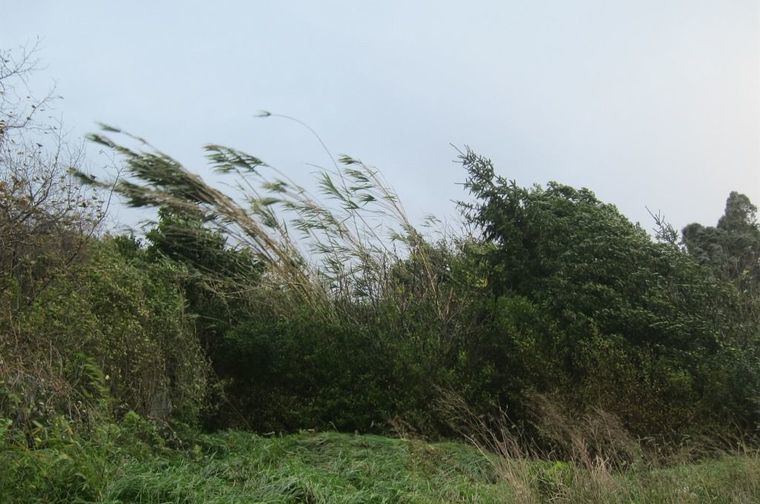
top-left (5, 121), bottom-right (757, 447)
top-left (458, 149), bottom-right (760, 437)
top-left (0, 238), bottom-right (209, 430)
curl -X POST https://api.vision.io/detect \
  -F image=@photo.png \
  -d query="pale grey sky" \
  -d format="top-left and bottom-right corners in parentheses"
top-left (2, 0), bottom-right (759, 231)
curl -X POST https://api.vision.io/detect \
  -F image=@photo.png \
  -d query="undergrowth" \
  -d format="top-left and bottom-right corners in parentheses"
top-left (1, 413), bottom-right (758, 503)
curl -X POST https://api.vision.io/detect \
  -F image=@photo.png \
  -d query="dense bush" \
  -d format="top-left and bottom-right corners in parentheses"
top-left (60, 128), bottom-right (757, 442)
top-left (3, 43), bottom-right (759, 502)
top-left (0, 238), bottom-right (209, 430)
top-left (2, 95), bottom-right (758, 445)
top-left (457, 149), bottom-right (759, 436)
top-left (0, 65), bottom-right (210, 429)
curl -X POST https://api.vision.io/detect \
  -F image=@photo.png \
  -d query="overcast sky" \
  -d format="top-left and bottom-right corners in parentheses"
top-left (3, 0), bottom-right (758, 232)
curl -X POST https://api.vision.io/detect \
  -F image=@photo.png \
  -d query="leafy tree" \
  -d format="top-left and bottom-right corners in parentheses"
top-left (459, 149), bottom-right (758, 434)
top-left (682, 191), bottom-right (760, 294)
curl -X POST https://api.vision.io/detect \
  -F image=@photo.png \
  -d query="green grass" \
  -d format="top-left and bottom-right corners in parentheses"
top-left (100, 432), bottom-right (511, 503)
top-left (1, 426), bottom-right (758, 503)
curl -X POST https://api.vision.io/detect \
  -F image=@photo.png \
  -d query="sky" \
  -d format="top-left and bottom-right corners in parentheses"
top-left (2, 0), bottom-right (759, 233)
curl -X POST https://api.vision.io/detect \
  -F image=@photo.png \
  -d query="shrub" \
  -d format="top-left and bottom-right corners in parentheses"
top-left (0, 238), bottom-right (209, 430)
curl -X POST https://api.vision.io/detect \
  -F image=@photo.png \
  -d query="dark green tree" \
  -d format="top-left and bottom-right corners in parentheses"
top-left (682, 191), bottom-right (760, 295)
top-left (459, 149), bottom-right (758, 435)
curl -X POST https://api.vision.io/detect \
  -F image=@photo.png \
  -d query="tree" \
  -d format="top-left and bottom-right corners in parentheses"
top-left (458, 148), bottom-right (758, 434)
top-left (682, 192), bottom-right (760, 294)
top-left (0, 44), bottom-right (104, 308)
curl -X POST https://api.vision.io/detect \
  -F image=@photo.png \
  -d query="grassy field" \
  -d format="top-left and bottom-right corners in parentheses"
top-left (2, 425), bottom-right (759, 503)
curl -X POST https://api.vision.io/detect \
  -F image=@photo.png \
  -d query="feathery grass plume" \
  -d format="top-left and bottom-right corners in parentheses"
top-left (75, 123), bottom-right (444, 322)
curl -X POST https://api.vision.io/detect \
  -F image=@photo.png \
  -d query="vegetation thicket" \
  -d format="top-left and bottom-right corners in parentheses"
top-left (1, 46), bottom-right (759, 502)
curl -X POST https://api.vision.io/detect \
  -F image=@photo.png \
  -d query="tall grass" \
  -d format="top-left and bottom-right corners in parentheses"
top-left (78, 124), bottom-right (454, 328)
top-left (2, 413), bottom-right (758, 503)
top-left (439, 389), bottom-right (760, 503)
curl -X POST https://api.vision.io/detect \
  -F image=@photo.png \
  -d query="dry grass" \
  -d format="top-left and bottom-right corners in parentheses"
top-left (439, 390), bottom-right (759, 503)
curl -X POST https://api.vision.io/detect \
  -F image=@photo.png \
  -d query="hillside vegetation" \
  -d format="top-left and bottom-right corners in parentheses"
top-left (1, 46), bottom-right (759, 502)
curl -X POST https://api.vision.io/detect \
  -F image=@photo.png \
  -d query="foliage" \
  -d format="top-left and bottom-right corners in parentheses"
top-left (8, 115), bottom-right (760, 442)
top-left (4, 42), bottom-right (760, 501)
top-left (683, 191), bottom-right (760, 294)
top-left (1, 419), bottom-right (758, 503)
top-left (458, 148), bottom-right (759, 435)
top-left (3, 47), bottom-right (760, 472)
top-left (0, 44), bottom-right (104, 312)
top-left (0, 238), bottom-right (209, 430)
top-left (67, 128), bottom-right (760, 440)
top-left (75, 125), bottom-right (443, 323)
